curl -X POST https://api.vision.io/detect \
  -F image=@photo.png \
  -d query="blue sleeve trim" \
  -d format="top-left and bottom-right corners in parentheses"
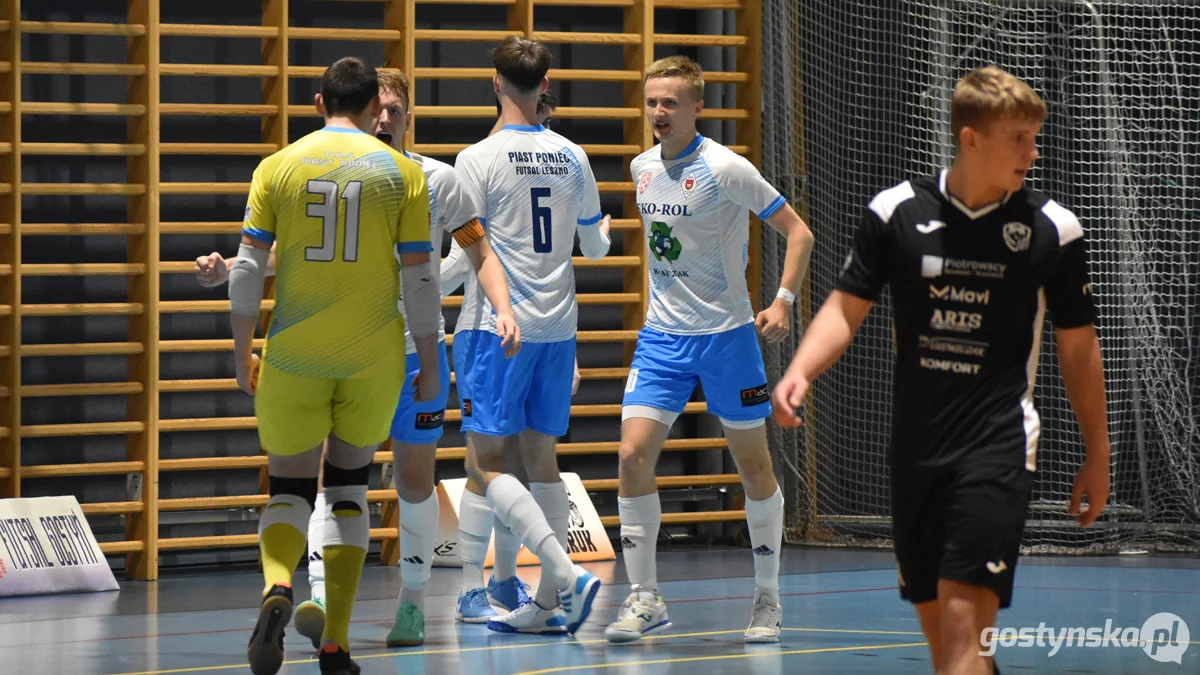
top-left (396, 241), bottom-right (435, 254)
top-left (242, 227), bottom-right (275, 245)
top-left (479, 217), bottom-right (487, 229)
top-left (757, 195), bottom-right (787, 220)
top-left (577, 212), bottom-right (603, 226)
top-left (501, 124), bottom-right (546, 133)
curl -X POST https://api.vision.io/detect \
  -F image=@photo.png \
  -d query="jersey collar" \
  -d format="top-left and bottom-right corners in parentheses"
top-left (938, 169), bottom-right (1011, 220)
top-left (502, 123), bottom-right (546, 133)
top-left (662, 133), bottom-right (706, 162)
top-left (320, 126), bottom-right (366, 134)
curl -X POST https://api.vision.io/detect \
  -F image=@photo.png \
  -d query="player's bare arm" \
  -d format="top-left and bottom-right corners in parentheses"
top-left (771, 290), bottom-right (873, 427)
top-left (755, 204), bottom-right (814, 343)
top-left (456, 221), bottom-right (522, 358)
top-left (227, 234), bottom-right (272, 394)
top-left (194, 246), bottom-right (276, 287)
top-left (1055, 323), bottom-right (1112, 527)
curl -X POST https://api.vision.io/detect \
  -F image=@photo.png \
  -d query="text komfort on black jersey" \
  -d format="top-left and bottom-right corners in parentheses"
top-left (836, 170), bottom-right (1096, 474)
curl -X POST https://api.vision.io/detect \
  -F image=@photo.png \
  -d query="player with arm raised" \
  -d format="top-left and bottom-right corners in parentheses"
top-left (234, 57), bottom-right (437, 675)
top-left (604, 56), bottom-right (815, 645)
top-left (771, 67), bottom-right (1111, 675)
top-left (453, 36), bottom-right (611, 636)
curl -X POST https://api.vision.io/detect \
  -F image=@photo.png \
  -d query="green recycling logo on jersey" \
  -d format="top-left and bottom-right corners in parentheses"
top-left (648, 221), bottom-right (683, 262)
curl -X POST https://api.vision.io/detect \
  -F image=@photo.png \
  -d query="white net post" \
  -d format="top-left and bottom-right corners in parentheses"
top-left (763, 0), bottom-right (1200, 552)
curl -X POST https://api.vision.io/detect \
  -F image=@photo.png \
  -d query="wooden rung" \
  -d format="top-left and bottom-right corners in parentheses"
top-left (159, 182), bottom-right (251, 195)
top-left (160, 490), bottom-right (398, 513)
top-left (579, 367), bottom-right (631, 380)
top-left (701, 109), bottom-right (750, 120)
top-left (160, 221), bottom-right (241, 234)
top-left (161, 63), bottom-right (278, 78)
top-left (158, 378), bottom-right (239, 392)
top-left (654, 33), bottom-right (749, 47)
top-left (417, 0), bottom-right (517, 4)
top-left (20, 21), bottom-right (147, 36)
top-left (159, 23), bottom-right (278, 38)
top-left (23, 62), bottom-right (146, 76)
top-left (22, 102), bottom-right (146, 116)
top-left (23, 223), bottom-right (147, 236)
top-left (23, 183), bottom-right (146, 196)
top-left (22, 382), bottom-right (144, 398)
top-left (729, 145), bottom-right (750, 155)
top-left (0, 20), bottom-right (9, 33)
top-left (531, 31), bottom-right (641, 45)
top-left (581, 144), bottom-right (645, 156)
top-left (20, 421), bottom-right (145, 438)
top-left (424, 436), bottom-right (727, 463)
top-left (411, 29), bottom-right (520, 42)
top-left (160, 143), bottom-right (279, 155)
top-left (160, 456), bottom-right (265, 472)
top-left (534, 0), bottom-right (633, 5)
top-left (158, 261), bottom-right (201, 273)
top-left (0, 427), bottom-right (9, 438)
top-left (599, 510), bottom-right (746, 527)
top-left (159, 338), bottom-right (265, 353)
top-left (21, 263), bottom-right (146, 276)
top-left (99, 540), bottom-right (145, 554)
top-left (23, 461), bottom-right (145, 478)
top-left (160, 103), bottom-right (279, 116)
top-left (159, 299), bottom-right (274, 314)
top-left (22, 303), bottom-right (144, 317)
top-left (0, 143), bottom-right (10, 154)
top-left (655, 0), bottom-right (744, 7)
top-left (410, 68), bottom-right (640, 83)
top-left (289, 27), bottom-right (401, 41)
top-left (21, 143), bottom-right (146, 156)
top-left (597, 181), bottom-right (636, 193)
top-left (0, 467), bottom-right (9, 480)
top-left (577, 330), bottom-right (639, 342)
top-left (158, 417), bottom-right (256, 432)
top-left (610, 218), bottom-right (641, 231)
top-left (549, 107), bottom-right (640, 119)
top-left (0, 102), bottom-right (10, 114)
top-left (575, 255), bottom-right (640, 268)
top-left (584, 473), bottom-right (742, 491)
top-left (157, 529), bottom-right (396, 551)
top-left (704, 71), bottom-right (751, 84)
top-left (21, 342), bottom-right (144, 357)
top-left (286, 66), bottom-right (330, 78)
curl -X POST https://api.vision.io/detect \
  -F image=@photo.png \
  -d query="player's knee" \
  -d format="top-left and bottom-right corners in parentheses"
top-left (397, 470), bottom-right (435, 503)
top-left (617, 438), bottom-right (652, 468)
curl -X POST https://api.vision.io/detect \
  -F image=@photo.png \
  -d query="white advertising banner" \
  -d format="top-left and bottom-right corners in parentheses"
top-left (432, 472), bottom-right (615, 567)
top-left (0, 496), bottom-right (119, 597)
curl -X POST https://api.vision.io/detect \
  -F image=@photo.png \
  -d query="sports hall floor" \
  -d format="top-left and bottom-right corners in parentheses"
top-left (4, 548), bottom-right (1197, 674)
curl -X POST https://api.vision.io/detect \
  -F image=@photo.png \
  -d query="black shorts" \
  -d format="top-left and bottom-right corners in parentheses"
top-left (891, 464), bottom-right (1032, 608)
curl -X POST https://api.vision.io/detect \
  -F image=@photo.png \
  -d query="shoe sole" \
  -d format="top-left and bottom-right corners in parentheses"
top-left (294, 603), bottom-right (325, 650)
top-left (487, 620), bottom-right (568, 636)
top-left (455, 612), bottom-right (496, 624)
top-left (385, 636), bottom-right (425, 647)
top-left (744, 631), bottom-right (782, 644)
top-left (565, 575), bottom-right (602, 635)
top-left (248, 593), bottom-right (293, 675)
top-left (605, 619), bottom-right (672, 644)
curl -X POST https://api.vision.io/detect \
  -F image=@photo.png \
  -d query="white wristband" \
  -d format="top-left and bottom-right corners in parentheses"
top-left (776, 288), bottom-right (796, 305)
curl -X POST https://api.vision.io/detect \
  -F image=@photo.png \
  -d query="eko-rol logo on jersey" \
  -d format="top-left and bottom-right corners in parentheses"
top-left (649, 221), bottom-right (683, 262)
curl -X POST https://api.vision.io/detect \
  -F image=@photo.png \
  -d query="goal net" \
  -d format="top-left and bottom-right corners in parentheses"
top-left (760, 0), bottom-right (1200, 554)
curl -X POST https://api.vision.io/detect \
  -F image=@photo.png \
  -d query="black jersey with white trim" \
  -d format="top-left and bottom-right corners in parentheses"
top-left (835, 170), bottom-right (1096, 473)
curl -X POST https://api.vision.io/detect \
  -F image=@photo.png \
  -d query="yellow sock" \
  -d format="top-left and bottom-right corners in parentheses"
top-left (260, 522), bottom-right (307, 595)
top-left (321, 544), bottom-right (366, 651)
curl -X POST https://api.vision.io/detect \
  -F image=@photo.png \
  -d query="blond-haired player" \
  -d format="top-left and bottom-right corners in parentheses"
top-left (772, 66), bottom-right (1111, 675)
top-left (605, 55), bottom-right (814, 645)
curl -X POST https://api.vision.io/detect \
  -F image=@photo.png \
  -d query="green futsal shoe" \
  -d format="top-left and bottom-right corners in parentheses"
top-left (386, 601), bottom-right (425, 647)
top-left (294, 596), bottom-right (326, 650)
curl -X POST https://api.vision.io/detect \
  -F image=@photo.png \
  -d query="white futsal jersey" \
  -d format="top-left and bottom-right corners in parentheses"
top-left (455, 124), bottom-right (603, 343)
top-left (631, 135), bottom-right (787, 335)
top-left (396, 151), bottom-right (479, 353)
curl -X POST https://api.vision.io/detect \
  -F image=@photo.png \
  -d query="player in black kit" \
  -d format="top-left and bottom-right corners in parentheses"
top-left (772, 67), bottom-right (1112, 675)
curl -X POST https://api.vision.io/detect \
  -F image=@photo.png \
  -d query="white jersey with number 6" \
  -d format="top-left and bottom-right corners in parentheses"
top-left (455, 124), bottom-right (602, 343)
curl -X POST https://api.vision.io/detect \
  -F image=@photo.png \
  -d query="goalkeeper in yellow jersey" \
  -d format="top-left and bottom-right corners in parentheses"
top-left (231, 56), bottom-right (438, 675)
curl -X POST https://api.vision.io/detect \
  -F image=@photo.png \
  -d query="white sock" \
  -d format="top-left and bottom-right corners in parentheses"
top-left (458, 489), bottom-right (492, 593)
top-left (398, 491), bottom-right (438, 608)
top-left (486, 474), bottom-right (573, 591)
top-left (618, 493), bottom-right (661, 593)
top-left (307, 491), bottom-right (326, 601)
top-left (530, 481), bottom-right (570, 552)
top-left (745, 487), bottom-right (784, 598)
top-left (492, 514), bottom-right (522, 582)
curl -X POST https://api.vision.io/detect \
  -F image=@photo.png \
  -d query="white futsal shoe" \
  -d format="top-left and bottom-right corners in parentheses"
top-left (604, 590), bottom-right (672, 643)
top-left (744, 588), bottom-right (783, 643)
top-left (487, 601), bottom-right (568, 635)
